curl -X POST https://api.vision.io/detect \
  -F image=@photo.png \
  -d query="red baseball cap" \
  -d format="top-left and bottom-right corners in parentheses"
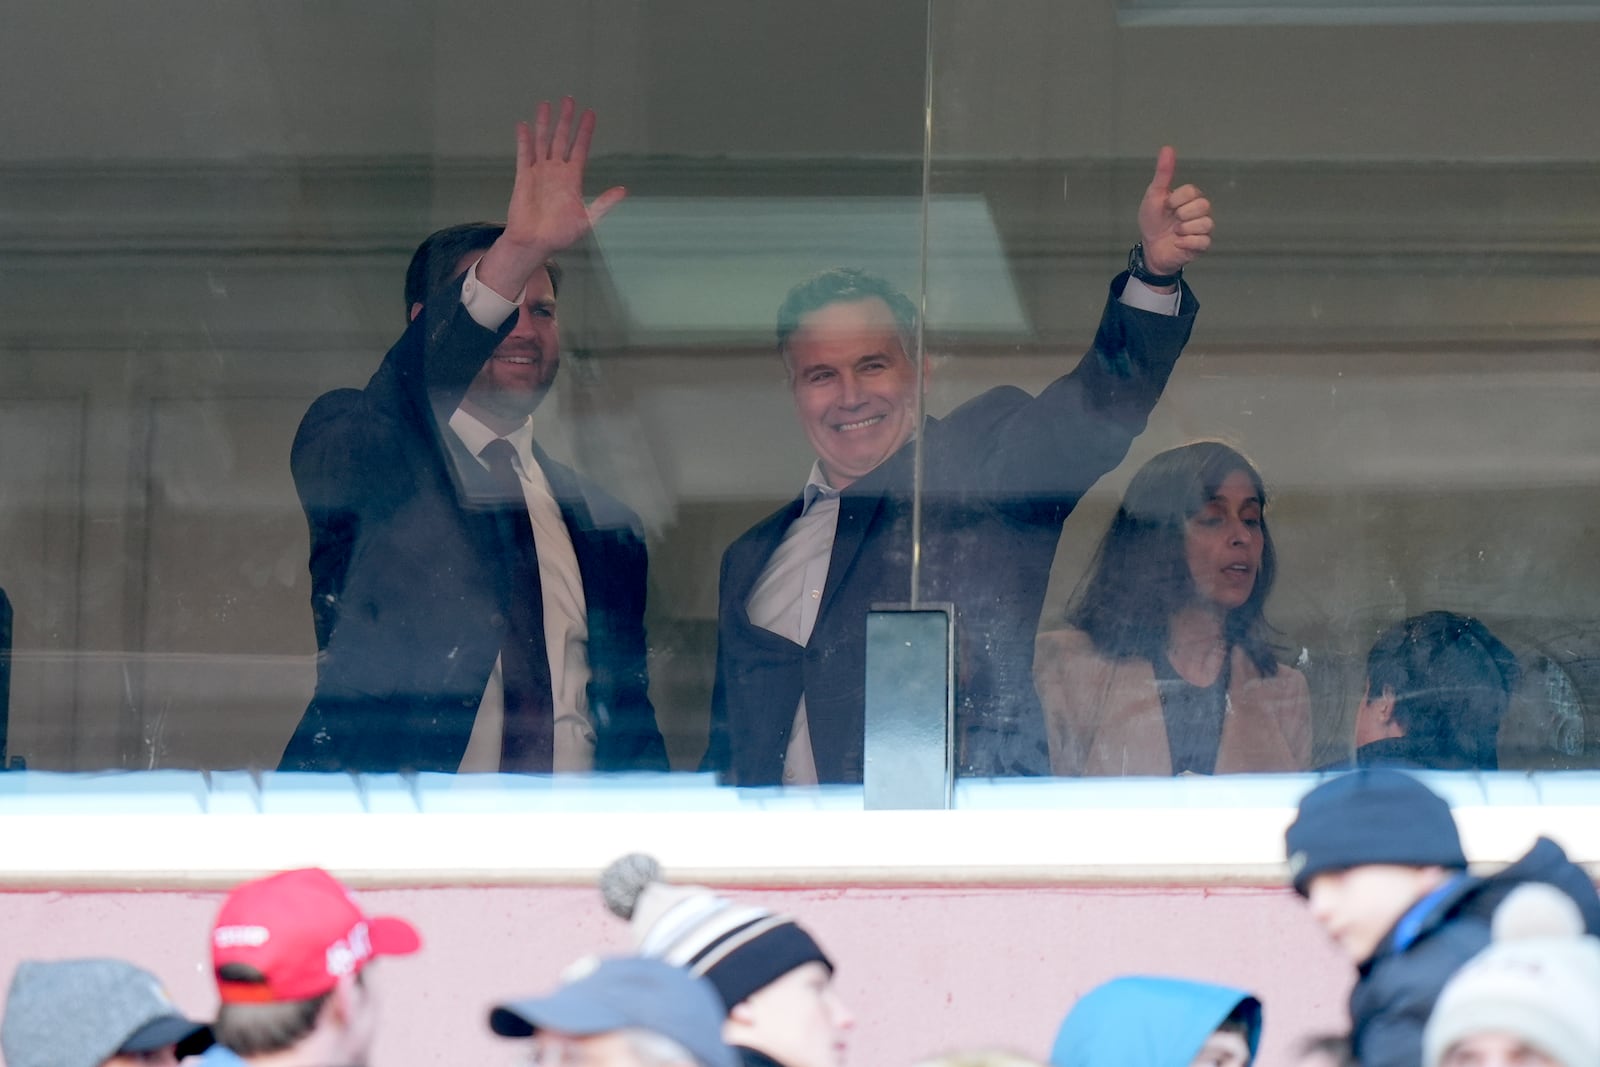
top-left (211, 868), bottom-right (421, 1003)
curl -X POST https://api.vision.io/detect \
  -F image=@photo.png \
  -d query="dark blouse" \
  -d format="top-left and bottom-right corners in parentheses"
top-left (1153, 650), bottom-right (1231, 775)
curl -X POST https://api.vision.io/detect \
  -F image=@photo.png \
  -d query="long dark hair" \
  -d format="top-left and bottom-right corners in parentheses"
top-left (1066, 441), bottom-right (1281, 675)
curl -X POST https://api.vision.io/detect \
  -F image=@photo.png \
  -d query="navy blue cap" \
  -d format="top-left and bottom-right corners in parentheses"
top-left (1285, 769), bottom-right (1467, 895)
top-left (490, 957), bottom-right (735, 1067)
top-left (120, 1016), bottom-right (212, 1058)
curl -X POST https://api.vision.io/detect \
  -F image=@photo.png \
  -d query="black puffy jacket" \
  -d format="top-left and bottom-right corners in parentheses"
top-left (1350, 836), bottom-right (1600, 1067)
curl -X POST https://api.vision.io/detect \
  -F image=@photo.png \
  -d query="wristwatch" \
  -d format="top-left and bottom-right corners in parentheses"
top-left (1128, 242), bottom-right (1182, 287)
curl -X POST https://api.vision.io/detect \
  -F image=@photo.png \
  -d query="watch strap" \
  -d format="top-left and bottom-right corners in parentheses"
top-left (1128, 242), bottom-right (1182, 287)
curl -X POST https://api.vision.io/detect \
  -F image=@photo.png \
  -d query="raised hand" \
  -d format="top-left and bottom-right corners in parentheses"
top-left (1137, 146), bottom-right (1212, 277)
top-left (478, 98), bottom-right (627, 301)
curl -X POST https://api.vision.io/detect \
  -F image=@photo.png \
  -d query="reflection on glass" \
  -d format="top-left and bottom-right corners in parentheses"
top-left (282, 104), bottom-right (668, 775)
top-left (703, 153), bottom-right (1211, 786)
top-left (1036, 442), bottom-right (1312, 776)
top-left (0, 1), bottom-right (1596, 805)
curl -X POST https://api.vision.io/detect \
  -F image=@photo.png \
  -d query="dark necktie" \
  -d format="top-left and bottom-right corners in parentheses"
top-left (479, 439), bottom-right (554, 772)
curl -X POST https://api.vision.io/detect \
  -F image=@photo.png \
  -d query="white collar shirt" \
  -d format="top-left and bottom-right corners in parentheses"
top-left (744, 278), bottom-right (1179, 785)
top-left (447, 407), bottom-right (595, 772)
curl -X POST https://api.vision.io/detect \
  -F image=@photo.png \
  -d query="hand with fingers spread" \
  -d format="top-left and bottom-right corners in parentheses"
top-left (478, 97), bottom-right (627, 302)
top-left (1137, 146), bottom-right (1213, 279)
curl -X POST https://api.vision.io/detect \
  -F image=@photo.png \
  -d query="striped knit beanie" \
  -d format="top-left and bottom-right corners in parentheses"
top-left (599, 854), bottom-right (832, 1011)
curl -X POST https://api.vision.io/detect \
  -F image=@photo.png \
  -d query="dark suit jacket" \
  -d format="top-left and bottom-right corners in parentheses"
top-left (704, 275), bottom-right (1197, 785)
top-left (280, 278), bottom-right (667, 773)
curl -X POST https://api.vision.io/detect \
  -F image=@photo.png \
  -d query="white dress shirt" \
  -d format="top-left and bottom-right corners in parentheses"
top-left (748, 277), bottom-right (1182, 784)
top-left (746, 466), bottom-right (841, 785)
top-left (451, 264), bottom-right (595, 771)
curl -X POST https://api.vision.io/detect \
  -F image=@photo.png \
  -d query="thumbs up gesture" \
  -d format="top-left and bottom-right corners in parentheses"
top-left (1137, 146), bottom-right (1212, 277)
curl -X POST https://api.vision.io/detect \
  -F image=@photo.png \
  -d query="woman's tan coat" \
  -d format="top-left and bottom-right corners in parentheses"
top-left (1033, 626), bottom-right (1311, 776)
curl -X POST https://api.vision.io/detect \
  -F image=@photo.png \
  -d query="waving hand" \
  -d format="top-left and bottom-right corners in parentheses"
top-left (478, 98), bottom-right (627, 301)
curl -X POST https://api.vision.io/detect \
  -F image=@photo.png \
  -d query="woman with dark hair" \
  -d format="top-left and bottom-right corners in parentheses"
top-left (1034, 441), bottom-right (1310, 776)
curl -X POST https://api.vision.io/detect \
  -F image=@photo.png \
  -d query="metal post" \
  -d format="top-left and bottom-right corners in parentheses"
top-left (863, 603), bottom-right (954, 809)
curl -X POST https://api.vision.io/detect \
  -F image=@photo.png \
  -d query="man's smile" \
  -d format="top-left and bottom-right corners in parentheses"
top-left (834, 414), bottom-right (886, 432)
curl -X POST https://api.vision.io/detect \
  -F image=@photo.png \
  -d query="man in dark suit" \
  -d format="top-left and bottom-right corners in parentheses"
top-left (704, 148), bottom-right (1212, 785)
top-left (281, 99), bottom-right (666, 773)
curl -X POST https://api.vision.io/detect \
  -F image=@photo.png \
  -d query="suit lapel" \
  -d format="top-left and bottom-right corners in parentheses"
top-left (733, 498), bottom-right (806, 641)
top-left (817, 473), bottom-right (892, 617)
top-left (437, 418), bottom-right (514, 579)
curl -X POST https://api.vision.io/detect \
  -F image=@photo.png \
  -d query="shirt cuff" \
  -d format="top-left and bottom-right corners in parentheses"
top-left (460, 260), bottom-right (524, 331)
top-left (1118, 275), bottom-right (1182, 317)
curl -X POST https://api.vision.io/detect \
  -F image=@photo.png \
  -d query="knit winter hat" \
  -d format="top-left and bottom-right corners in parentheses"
top-left (1424, 883), bottom-right (1600, 1067)
top-left (1285, 770), bottom-right (1467, 895)
top-left (600, 854), bottom-right (832, 1011)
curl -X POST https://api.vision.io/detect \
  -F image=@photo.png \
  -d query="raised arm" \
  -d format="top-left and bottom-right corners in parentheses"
top-left (475, 97), bottom-right (628, 302)
top-left (970, 147), bottom-right (1210, 518)
top-left (400, 99), bottom-right (629, 408)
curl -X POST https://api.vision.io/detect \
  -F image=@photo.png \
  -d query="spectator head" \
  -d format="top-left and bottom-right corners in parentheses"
top-left (1425, 884), bottom-right (1600, 1067)
top-left (1357, 612), bottom-right (1520, 771)
top-left (772, 268), bottom-right (925, 490)
top-left (490, 957), bottom-right (735, 1067)
top-left (1048, 976), bottom-right (1261, 1067)
top-left (209, 867), bottom-right (421, 1066)
top-left (600, 854), bottom-right (851, 1067)
top-left (1067, 441), bottom-right (1282, 679)
top-left (402, 222), bottom-right (562, 321)
top-left (1285, 770), bottom-right (1468, 964)
top-left (1, 958), bottom-right (212, 1067)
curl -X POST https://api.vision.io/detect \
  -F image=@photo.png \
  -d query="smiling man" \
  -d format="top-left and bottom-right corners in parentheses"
top-left (704, 148), bottom-right (1211, 785)
top-left (282, 99), bottom-right (666, 774)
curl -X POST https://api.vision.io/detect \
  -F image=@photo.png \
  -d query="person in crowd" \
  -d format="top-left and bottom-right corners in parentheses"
top-left (490, 956), bottom-right (736, 1067)
top-left (1284, 769), bottom-right (1600, 1067)
top-left (281, 98), bottom-right (667, 774)
top-left (705, 148), bottom-right (1212, 785)
top-left (1034, 441), bottom-right (1310, 776)
top-left (200, 867), bottom-right (421, 1067)
top-left (598, 854), bottom-right (853, 1067)
top-left (1424, 884), bottom-right (1600, 1067)
top-left (1349, 611), bottom-right (1519, 771)
top-left (1047, 975), bottom-right (1261, 1067)
top-left (2, 958), bottom-right (212, 1067)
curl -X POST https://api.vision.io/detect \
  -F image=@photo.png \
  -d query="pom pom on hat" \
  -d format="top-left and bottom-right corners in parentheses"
top-left (1491, 883), bottom-right (1584, 942)
top-left (1424, 883), bottom-right (1600, 1067)
top-left (600, 853), bottom-right (662, 920)
top-left (596, 853), bottom-right (832, 1012)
